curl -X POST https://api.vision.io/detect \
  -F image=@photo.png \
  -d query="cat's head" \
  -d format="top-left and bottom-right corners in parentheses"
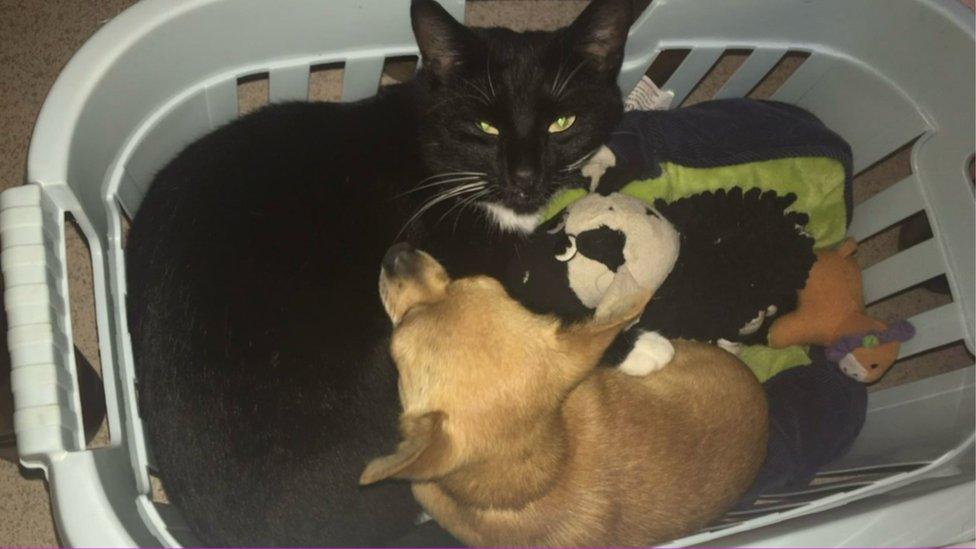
top-left (411, 0), bottom-right (633, 233)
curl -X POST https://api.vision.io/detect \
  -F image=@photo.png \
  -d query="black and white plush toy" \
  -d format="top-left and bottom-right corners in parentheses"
top-left (506, 192), bottom-right (680, 375)
top-left (505, 188), bottom-right (816, 372)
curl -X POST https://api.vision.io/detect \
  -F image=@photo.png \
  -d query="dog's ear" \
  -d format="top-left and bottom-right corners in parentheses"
top-left (360, 411), bottom-right (449, 485)
top-left (592, 268), bottom-right (648, 324)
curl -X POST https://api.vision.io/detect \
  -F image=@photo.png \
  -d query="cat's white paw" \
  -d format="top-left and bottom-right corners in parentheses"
top-left (581, 145), bottom-right (617, 191)
top-left (717, 338), bottom-right (744, 356)
top-left (618, 331), bottom-right (674, 376)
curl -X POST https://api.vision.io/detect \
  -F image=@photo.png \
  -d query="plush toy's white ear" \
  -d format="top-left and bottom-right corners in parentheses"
top-left (559, 191), bottom-right (679, 315)
top-left (621, 201), bottom-right (680, 295)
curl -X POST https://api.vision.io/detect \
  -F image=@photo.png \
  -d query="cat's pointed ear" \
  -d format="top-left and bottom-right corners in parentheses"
top-left (411, 0), bottom-right (472, 80)
top-left (567, 0), bottom-right (634, 75)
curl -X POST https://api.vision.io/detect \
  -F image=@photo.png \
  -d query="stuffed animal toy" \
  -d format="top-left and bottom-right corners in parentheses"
top-left (768, 238), bottom-right (879, 347)
top-left (509, 96), bottom-right (869, 508)
top-left (643, 187), bottom-right (815, 348)
top-left (505, 192), bottom-right (681, 375)
top-left (530, 97), bottom-right (853, 380)
top-left (767, 238), bottom-right (915, 383)
top-left (825, 320), bottom-right (915, 383)
top-left (505, 188), bottom-right (815, 373)
top-left (548, 98), bottom-right (854, 250)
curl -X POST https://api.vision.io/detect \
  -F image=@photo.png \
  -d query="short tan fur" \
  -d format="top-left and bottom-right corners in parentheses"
top-left (364, 247), bottom-right (768, 547)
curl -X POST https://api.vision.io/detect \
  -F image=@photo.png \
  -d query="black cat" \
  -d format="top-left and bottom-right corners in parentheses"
top-left (125, 0), bottom-right (633, 545)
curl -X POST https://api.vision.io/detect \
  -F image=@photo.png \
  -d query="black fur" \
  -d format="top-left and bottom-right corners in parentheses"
top-left (125, 0), bottom-right (633, 545)
top-left (504, 213), bottom-right (592, 323)
top-left (640, 188), bottom-right (815, 345)
top-left (505, 188), bottom-right (816, 366)
top-left (413, 0), bottom-right (628, 215)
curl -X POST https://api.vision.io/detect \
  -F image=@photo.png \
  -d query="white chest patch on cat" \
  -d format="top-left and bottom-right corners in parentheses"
top-left (482, 202), bottom-right (540, 234)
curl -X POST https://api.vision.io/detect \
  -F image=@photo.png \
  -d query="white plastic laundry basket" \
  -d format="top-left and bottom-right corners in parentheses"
top-left (2, 0), bottom-right (973, 546)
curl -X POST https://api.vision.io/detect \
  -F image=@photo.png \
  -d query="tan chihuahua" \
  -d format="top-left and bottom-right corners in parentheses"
top-left (361, 243), bottom-right (768, 547)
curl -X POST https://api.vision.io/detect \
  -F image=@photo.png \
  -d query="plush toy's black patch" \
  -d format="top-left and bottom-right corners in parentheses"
top-left (641, 187), bottom-right (815, 344)
top-left (505, 213), bottom-right (593, 322)
top-left (576, 226), bottom-right (626, 272)
top-left (505, 187), bottom-right (815, 353)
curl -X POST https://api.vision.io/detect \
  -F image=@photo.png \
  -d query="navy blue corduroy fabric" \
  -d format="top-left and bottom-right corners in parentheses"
top-left (602, 98), bottom-right (854, 224)
top-left (735, 346), bottom-right (867, 509)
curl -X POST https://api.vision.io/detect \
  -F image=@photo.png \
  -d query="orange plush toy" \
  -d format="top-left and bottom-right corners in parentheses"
top-left (823, 321), bottom-right (915, 382)
top-left (768, 238), bottom-right (914, 382)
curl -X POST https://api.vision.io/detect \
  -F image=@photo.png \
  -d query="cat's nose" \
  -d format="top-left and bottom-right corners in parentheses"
top-left (510, 167), bottom-right (537, 190)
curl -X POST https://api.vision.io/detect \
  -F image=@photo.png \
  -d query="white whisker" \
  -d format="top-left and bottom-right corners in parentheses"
top-left (395, 175), bottom-right (483, 198)
top-left (551, 55), bottom-right (567, 94)
top-left (397, 182), bottom-right (486, 238)
top-left (555, 59), bottom-right (587, 98)
top-left (416, 171), bottom-right (486, 186)
top-left (448, 188), bottom-right (492, 233)
top-left (561, 147), bottom-right (601, 172)
top-left (458, 76), bottom-right (492, 104)
top-left (438, 186), bottom-right (489, 227)
top-left (486, 56), bottom-right (497, 98)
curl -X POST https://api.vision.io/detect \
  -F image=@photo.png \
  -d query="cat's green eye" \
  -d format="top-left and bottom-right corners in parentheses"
top-left (476, 120), bottom-right (499, 135)
top-left (548, 115), bottom-right (576, 133)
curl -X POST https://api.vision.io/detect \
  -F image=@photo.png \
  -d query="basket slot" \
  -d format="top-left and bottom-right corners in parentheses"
top-left (270, 65), bottom-right (310, 103)
top-left (309, 62), bottom-right (345, 102)
top-left (205, 79), bottom-right (239, 129)
top-left (725, 500), bottom-right (808, 517)
top-left (125, 89), bottom-right (212, 191)
top-left (900, 303), bottom-right (966, 359)
top-left (380, 55), bottom-right (419, 86)
top-left (713, 47), bottom-right (787, 99)
top-left (341, 55), bottom-right (385, 102)
top-left (818, 461), bottom-right (931, 477)
top-left (662, 47), bottom-right (723, 107)
top-left (862, 239), bottom-right (945, 305)
top-left (769, 52), bottom-right (832, 104)
top-left (772, 55), bottom-right (928, 173)
top-left (767, 480), bottom-right (876, 499)
top-left (848, 174), bottom-right (924, 241)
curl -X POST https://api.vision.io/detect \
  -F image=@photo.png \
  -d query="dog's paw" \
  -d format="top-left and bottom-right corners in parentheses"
top-left (581, 145), bottom-right (617, 191)
top-left (716, 338), bottom-right (744, 356)
top-left (618, 331), bottom-right (674, 376)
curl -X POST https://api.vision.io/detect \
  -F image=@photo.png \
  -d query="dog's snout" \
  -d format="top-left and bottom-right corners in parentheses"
top-left (379, 244), bottom-right (450, 325)
top-left (383, 242), bottom-right (416, 275)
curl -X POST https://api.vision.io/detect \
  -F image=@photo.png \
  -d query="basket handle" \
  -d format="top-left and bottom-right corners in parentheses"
top-left (0, 184), bottom-right (86, 462)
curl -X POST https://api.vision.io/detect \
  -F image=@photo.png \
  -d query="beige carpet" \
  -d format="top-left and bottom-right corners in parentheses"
top-left (0, 0), bottom-right (972, 546)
